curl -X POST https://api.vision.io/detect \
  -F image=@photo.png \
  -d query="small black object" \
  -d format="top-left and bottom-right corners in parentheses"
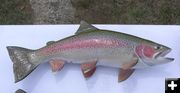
top-left (15, 89), bottom-right (26, 93)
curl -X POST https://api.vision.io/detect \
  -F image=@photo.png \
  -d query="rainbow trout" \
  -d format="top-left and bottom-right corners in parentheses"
top-left (7, 21), bottom-right (174, 83)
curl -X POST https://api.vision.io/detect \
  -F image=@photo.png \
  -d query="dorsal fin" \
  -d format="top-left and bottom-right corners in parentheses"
top-left (46, 41), bottom-right (56, 45)
top-left (75, 20), bottom-right (98, 34)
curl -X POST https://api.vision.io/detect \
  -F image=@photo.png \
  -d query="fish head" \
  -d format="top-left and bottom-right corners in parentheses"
top-left (135, 42), bottom-right (174, 66)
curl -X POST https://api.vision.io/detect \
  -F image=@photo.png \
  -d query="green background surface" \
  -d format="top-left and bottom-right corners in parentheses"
top-left (0, 0), bottom-right (180, 24)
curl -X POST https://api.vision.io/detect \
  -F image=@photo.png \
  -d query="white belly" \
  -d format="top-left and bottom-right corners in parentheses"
top-left (57, 48), bottom-right (135, 68)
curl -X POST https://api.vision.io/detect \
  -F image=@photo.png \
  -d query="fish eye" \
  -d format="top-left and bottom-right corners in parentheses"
top-left (154, 46), bottom-right (161, 50)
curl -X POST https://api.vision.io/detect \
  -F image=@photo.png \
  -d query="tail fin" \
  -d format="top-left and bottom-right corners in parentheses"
top-left (6, 46), bottom-right (39, 83)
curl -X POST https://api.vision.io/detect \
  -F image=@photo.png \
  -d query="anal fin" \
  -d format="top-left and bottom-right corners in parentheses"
top-left (49, 59), bottom-right (65, 72)
top-left (81, 61), bottom-right (97, 78)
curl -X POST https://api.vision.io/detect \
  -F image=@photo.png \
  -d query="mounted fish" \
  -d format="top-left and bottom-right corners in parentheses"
top-left (7, 21), bottom-right (174, 83)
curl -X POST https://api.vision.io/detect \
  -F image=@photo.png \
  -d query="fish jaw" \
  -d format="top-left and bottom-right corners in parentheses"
top-left (137, 48), bottom-right (174, 67)
top-left (148, 48), bottom-right (174, 65)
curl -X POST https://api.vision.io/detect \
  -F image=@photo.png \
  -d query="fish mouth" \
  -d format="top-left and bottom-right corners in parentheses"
top-left (153, 49), bottom-right (174, 62)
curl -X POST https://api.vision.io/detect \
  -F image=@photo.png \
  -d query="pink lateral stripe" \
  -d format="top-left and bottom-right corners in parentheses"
top-left (38, 38), bottom-right (129, 55)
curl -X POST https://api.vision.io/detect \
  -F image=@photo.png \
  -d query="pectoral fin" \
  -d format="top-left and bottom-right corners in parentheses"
top-left (121, 59), bottom-right (138, 69)
top-left (118, 69), bottom-right (135, 82)
top-left (118, 59), bottom-right (137, 82)
top-left (49, 59), bottom-right (65, 72)
top-left (81, 61), bottom-right (97, 78)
